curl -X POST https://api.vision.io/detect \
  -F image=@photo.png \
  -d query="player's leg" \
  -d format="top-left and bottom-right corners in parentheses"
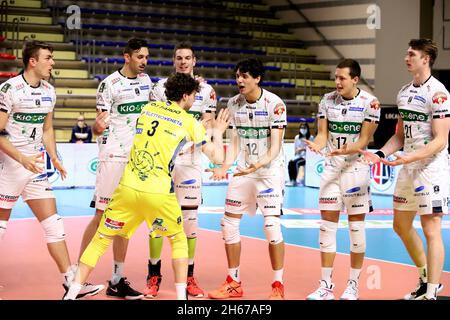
top-left (257, 175), bottom-right (285, 299)
top-left (307, 169), bottom-right (341, 300)
top-left (393, 168), bottom-right (428, 299)
top-left (86, 161), bottom-right (140, 298)
top-left (144, 193), bottom-right (188, 300)
top-left (66, 184), bottom-right (144, 300)
top-left (208, 176), bottom-right (253, 299)
top-left (0, 208), bottom-right (12, 242)
top-left (416, 167), bottom-right (448, 300)
top-left (339, 169), bottom-right (371, 300)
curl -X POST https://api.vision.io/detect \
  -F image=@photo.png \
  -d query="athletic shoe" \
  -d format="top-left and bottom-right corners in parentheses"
top-left (63, 282), bottom-right (105, 300)
top-left (187, 276), bottom-right (205, 298)
top-left (340, 280), bottom-right (359, 300)
top-left (208, 275), bottom-right (243, 299)
top-left (269, 281), bottom-right (285, 300)
top-left (144, 275), bottom-right (162, 298)
top-left (106, 277), bottom-right (143, 300)
top-left (306, 280), bottom-right (335, 300)
top-left (404, 279), bottom-right (443, 300)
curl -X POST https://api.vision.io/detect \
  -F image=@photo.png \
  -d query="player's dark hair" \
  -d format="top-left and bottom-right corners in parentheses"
top-left (337, 59), bottom-right (361, 79)
top-left (165, 73), bottom-right (199, 102)
top-left (123, 38), bottom-right (148, 56)
top-left (408, 39), bottom-right (438, 67)
top-left (174, 41), bottom-right (195, 58)
top-left (234, 58), bottom-right (265, 83)
top-left (22, 40), bottom-right (53, 68)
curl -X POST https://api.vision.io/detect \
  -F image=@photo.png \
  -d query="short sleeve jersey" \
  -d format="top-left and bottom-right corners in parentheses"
top-left (318, 89), bottom-right (381, 171)
top-left (150, 77), bottom-right (216, 165)
top-left (0, 75), bottom-right (56, 155)
top-left (120, 101), bottom-right (207, 193)
top-left (96, 71), bottom-right (152, 161)
top-left (227, 88), bottom-right (287, 178)
top-left (396, 76), bottom-right (450, 169)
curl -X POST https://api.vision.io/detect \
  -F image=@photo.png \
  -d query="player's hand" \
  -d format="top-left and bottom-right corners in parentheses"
top-left (233, 163), bottom-right (260, 177)
top-left (95, 111), bottom-right (110, 133)
top-left (380, 152), bottom-right (410, 166)
top-left (305, 139), bottom-right (323, 156)
top-left (328, 143), bottom-right (349, 156)
top-left (20, 154), bottom-right (45, 174)
top-left (205, 166), bottom-right (228, 181)
top-left (51, 157), bottom-right (67, 180)
top-left (211, 108), bottom-right (230, 134)
top-left (358, 149), bottom-right (381, 165)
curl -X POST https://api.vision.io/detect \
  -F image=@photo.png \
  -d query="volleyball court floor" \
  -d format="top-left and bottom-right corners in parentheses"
top-left (0, 185), bottom-right (449, 300)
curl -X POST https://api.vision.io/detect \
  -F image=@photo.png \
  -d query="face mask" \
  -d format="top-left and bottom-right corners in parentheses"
top-left (300, 128), bottom-right (307, 135)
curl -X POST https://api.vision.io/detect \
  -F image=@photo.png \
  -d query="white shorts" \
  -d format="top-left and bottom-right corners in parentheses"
top-left (394, 166), bottom-right (449, 215)
top-left (172, 164), bottom-right (202, 207)
top-left (91, 161), bottom-right (127, 211)
top-left (0, 154), bottom-right (55, 209)
top-left (318, 167), bottom-right (372, 215)
top-left (225, 175), bottom-right (284, 216)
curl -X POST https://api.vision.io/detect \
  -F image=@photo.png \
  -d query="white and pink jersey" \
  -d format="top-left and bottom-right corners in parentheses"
top-left (0, 75), bottom-right (55, 155)
top-left (96, 70), bottom-right (152, 162)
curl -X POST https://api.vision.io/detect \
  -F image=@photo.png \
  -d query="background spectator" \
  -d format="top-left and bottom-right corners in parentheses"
top-left (70, 114), bottom-right (92, 143)
top-left (288, 122), bottom-right (313, 186)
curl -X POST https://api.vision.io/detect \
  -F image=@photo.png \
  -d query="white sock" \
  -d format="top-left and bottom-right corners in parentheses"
top-left (273, 268), bottom-right (284, 284)
top-left (418, 265), bottom-right (427, 283)
top-left (111, 261), bottom-right (124, 285)
top-left (426, 283), bottom-right (439, 299)
top-left (62, 265), bottom-right (75, 286)
top-left (150, 258), bottom-right (160, 265)
top-left (228, 267), bottom-right (240, 282)
top-left (349, 268), bottom-right (361, 285)
top-left (64, 282), bottom-right (82, 300)
top-left (175, 282), bottom-right (187, 300)
top-left (321, 267), bottom-right (333, 286)
top-left (0, 220), bottom-right (7, 241)
top-left (188, 258), bottom-right (194, 265)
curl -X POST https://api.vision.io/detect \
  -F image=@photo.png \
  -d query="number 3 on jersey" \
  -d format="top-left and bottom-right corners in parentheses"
top-left (147, 120), bottom-right (159, 136)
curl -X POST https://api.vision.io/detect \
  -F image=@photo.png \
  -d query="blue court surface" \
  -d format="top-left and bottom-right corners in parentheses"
top-left (10, 185), bottom-right (450, 272)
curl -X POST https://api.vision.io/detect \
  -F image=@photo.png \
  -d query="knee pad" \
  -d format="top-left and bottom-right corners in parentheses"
top-left (80, 232), bottom-right (112, 267)
top-left (41, 214), bottom-right (65, 243)
top-left (319, 220), bottom-right (338, 253)
top-left (221, 215), bottom-right (240, 244)
top-left (263, 216), bottom-right (283, 245)
top-left (168, 231), bottom-right (188, 259)
top-left (182, 207), bottom-right (198, 238)
top-left (349, 221), bottom-right (366, 253)
top-left (0, 220), bottom-right (7, 240)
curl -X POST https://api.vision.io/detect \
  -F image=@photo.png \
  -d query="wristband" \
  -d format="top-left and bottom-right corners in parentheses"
top-left (374, 150), bottom-right (385, 159)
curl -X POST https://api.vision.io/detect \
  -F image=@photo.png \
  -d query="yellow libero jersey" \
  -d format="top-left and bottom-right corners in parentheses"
top-left (120, 101), bottom-right (206, 193)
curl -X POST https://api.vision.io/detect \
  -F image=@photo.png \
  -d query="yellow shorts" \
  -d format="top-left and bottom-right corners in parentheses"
top-left (98, 184), bottom-right (183, 239)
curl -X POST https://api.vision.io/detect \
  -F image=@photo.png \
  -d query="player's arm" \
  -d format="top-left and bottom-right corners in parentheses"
top-left (359, 118), bottom-right (405, 164)
top-left (201, 108), bottom-right (229, 164)
top-left (93, 80), bottom-right (112, 135)
top-left (305, 117), bottom-right (328, 155)
top-left (206, 127), bottom-right (240, 180)
top-left (234, 127), bottom-right (283, 176)
top-left (382, 117), bottom-right (449, 166)
top-left (42, 112), bottom-right (67, 179)
top-left (329, 120), bottom-right (378, 156)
